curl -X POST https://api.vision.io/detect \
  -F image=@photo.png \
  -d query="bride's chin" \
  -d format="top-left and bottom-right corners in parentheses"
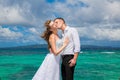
top-left (53, 29), bottom-right (57, 32)
top-left (55, 30), bottom-right (58, 33)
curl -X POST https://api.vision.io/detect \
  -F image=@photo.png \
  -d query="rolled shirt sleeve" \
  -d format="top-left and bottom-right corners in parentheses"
top-left (72, 28), bottom-right (80, 53)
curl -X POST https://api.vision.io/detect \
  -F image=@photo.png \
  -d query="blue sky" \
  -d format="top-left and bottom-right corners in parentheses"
top-left (0, 0), bottom-right (120, 48)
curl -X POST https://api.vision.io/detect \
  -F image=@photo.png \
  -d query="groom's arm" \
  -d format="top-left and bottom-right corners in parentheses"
top-left (73, 28), bottom-right (80, 60)
top-left (69, 28), bottom-right (80, 67)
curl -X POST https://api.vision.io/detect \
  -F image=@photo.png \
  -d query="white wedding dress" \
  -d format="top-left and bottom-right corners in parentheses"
top-left (32, 39), bottom-right (63, 80)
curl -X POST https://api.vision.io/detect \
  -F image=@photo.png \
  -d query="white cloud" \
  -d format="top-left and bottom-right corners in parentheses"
top-left (0, 5), bottom-right (28, 24)
top-left (0, 0), bottom-right (120, 26)
top-left (29, 27), bottom-right (39, 34)
top-left (0, 26), bottom-right (41, 44)
top-left (0, 0), bottom-right (120, 43)
top-left (0, 26), bottom-right (23, 39)
top-left (51, 0), bottom-right (120, 25)
top-left (52, 0), bottom-right (120, 41)
top-left (21, 32), bottom-right (41, 44)
top-left (77, 23), bottom-right (120, 41)
top-left (0, 0), bottom-right (119, 26)
top-left (0, 1), bottom-right (43, 26)
top-left (105, 1), bottom-right (120, 22)
top-left (12, 26), bottom-right (18, 31)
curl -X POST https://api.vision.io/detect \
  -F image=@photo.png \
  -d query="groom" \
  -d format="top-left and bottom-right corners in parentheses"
top-left (54, 18), bottom-right (80, 80)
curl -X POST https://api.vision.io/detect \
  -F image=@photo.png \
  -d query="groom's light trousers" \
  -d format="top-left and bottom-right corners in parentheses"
top-left (61, 55), bottom-right (75, 80)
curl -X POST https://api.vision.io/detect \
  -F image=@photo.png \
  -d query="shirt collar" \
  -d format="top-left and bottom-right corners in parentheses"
top-left (62, 26), bottom-right (70, 36)
top-left (64, 26), bottom-right (70, 33)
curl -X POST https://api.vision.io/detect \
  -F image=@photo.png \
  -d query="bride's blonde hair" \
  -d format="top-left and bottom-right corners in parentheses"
top-left (41, 20), bottom-right (53, 49)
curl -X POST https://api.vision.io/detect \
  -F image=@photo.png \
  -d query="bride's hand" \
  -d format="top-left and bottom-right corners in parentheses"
top-left (63, 37), bottom-right (69, 46)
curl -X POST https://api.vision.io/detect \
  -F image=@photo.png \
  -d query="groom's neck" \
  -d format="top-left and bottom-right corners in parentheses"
top-left (61, 24), bottom-right (66, 32)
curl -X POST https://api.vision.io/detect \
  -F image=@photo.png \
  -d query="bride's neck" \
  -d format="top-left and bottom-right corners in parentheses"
top-left (52, 30), bottom-right (57, 35)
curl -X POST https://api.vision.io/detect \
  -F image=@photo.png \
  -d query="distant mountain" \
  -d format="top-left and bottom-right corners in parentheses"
top-left (13, 44), bottom-right (48, 49)
top-left (0, 44), bottom-right (48, 50)
top-left (0, 44), bottom-right (120, 50)
top-left (81, 45), bottom-right (120, 50)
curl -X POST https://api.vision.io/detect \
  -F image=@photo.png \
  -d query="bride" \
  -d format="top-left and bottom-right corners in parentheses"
top-left (32, 20), bottom-right (69, 80)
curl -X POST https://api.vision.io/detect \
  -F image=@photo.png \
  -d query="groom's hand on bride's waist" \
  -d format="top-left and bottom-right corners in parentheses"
top-left (68, 58), bottom-right (76, 67)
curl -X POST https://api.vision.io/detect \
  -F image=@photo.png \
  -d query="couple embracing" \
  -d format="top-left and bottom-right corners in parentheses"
top-left (32, 17), bottom-right (80, 80)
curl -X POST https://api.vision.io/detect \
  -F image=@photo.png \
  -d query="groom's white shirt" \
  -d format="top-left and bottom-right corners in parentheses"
top-left (62, 26), bottom-right (80, 55)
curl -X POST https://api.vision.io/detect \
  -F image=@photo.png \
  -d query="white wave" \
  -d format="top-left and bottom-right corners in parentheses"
top-left (80, 51), bottom-right (83, 53)
top-left (101, 52), bottom-right (115, 54)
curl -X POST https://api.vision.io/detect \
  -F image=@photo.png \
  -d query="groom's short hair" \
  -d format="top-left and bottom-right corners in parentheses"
top-left (54, 17), bottom-right (65, 23)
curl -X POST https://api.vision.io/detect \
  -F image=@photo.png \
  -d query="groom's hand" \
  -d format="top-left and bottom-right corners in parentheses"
top-left (68, 58), bottom-right (76, 67)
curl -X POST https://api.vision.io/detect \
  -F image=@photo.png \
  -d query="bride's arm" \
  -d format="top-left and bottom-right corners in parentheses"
top-left (49, 34), bottom-right (69, 56)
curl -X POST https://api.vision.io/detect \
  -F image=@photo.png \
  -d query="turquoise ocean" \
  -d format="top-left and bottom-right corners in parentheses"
top-left (0, 47), bottom-right (120, 80)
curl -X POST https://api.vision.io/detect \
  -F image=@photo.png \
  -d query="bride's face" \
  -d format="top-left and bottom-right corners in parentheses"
top-left (49, 21), bottom-right (57, 30)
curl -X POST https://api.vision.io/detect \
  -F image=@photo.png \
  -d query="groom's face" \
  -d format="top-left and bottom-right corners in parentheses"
top-left (54, 19), bottom-right (63, 29)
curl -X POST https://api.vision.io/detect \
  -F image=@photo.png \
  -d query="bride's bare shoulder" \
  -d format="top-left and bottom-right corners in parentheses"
top-left (49, 33), bottom-right (55, 40)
